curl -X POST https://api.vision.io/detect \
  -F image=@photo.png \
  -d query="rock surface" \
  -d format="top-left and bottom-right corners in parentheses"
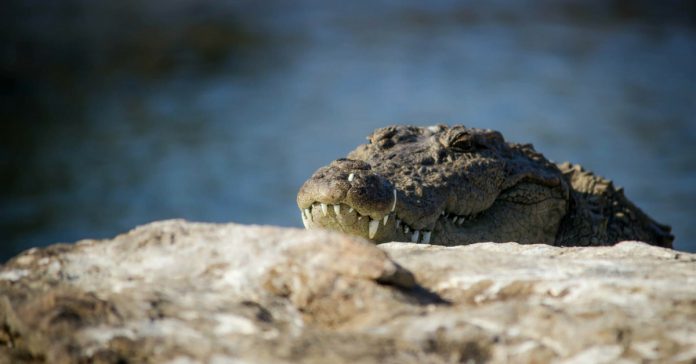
top-left (1, 220), bottom-right (695, 363)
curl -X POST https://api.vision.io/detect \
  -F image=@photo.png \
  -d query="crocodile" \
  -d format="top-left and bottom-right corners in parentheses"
top-left (297, 125), bottom-right (674, 248)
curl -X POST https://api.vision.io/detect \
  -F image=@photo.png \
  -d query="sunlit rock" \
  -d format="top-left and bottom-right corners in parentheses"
top-left (1, 220), bottom-right (694, 363)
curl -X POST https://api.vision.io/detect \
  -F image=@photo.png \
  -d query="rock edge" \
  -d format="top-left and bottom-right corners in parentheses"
top-left (1, 220), bottom-right (694, 363)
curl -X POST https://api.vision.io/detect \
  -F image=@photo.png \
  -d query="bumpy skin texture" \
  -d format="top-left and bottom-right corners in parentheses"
top-left (297, 125), bottom-right (674, 248)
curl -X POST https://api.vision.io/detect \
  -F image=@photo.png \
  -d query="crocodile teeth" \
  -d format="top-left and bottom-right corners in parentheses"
top-left (411, 230), bottom-right (420, 243)
top-left (383, 215), bottom-right (389, 225)
top-left (348, 207), bottom-right (354, 213)
top-left (368, 219), bottom-right (380, 239)
top-left (422, 231), bottom-right (431, 244)
top-left (348, 173), bottom-right (355, 182)
top-left (441, 213), bottom-right (478, 225)
top-left (391, 189), bottom-right (397, 212)
top-left (333, 204), bottom-right (341, 216)
top-left (321, 203), bottom-right (328, 216)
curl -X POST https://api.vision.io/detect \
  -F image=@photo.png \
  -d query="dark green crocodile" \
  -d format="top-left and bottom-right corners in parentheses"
top-left (297, 125), bottom-right (673, 248)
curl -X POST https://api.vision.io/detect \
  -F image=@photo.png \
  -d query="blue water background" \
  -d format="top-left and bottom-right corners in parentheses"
top-left (2, 1), bottom-right (695, 260)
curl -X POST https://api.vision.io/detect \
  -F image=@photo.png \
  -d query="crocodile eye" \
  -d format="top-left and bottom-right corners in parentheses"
top-left (445, 131), bottom-right (478, 153)
top-left (450, 137), bottom-right (475, 153)
top-left (443, 127), bottom-right (501, 154)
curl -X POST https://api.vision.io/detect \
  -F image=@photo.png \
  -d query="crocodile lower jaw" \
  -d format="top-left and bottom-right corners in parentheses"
top-left (300, 202), bottom-right (481, 244)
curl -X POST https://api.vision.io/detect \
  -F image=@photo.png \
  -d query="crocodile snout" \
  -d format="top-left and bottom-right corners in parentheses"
top-left (297, 159), bottom-right (395, 219)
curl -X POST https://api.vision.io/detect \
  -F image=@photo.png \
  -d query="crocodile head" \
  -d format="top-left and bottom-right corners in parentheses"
top-left (297, 125), bottom-right (570, 245)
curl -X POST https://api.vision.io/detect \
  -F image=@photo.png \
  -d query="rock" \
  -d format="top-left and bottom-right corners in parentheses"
top-left (1, 220), bottom-right (695, 363)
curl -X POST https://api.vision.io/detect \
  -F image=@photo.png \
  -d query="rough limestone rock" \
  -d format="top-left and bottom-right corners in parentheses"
top-left (1, 220), bottom-right (694, 363)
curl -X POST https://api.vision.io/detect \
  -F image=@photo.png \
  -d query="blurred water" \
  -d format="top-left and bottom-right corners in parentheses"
top-left (2, 0), bottom-right (695, 260)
